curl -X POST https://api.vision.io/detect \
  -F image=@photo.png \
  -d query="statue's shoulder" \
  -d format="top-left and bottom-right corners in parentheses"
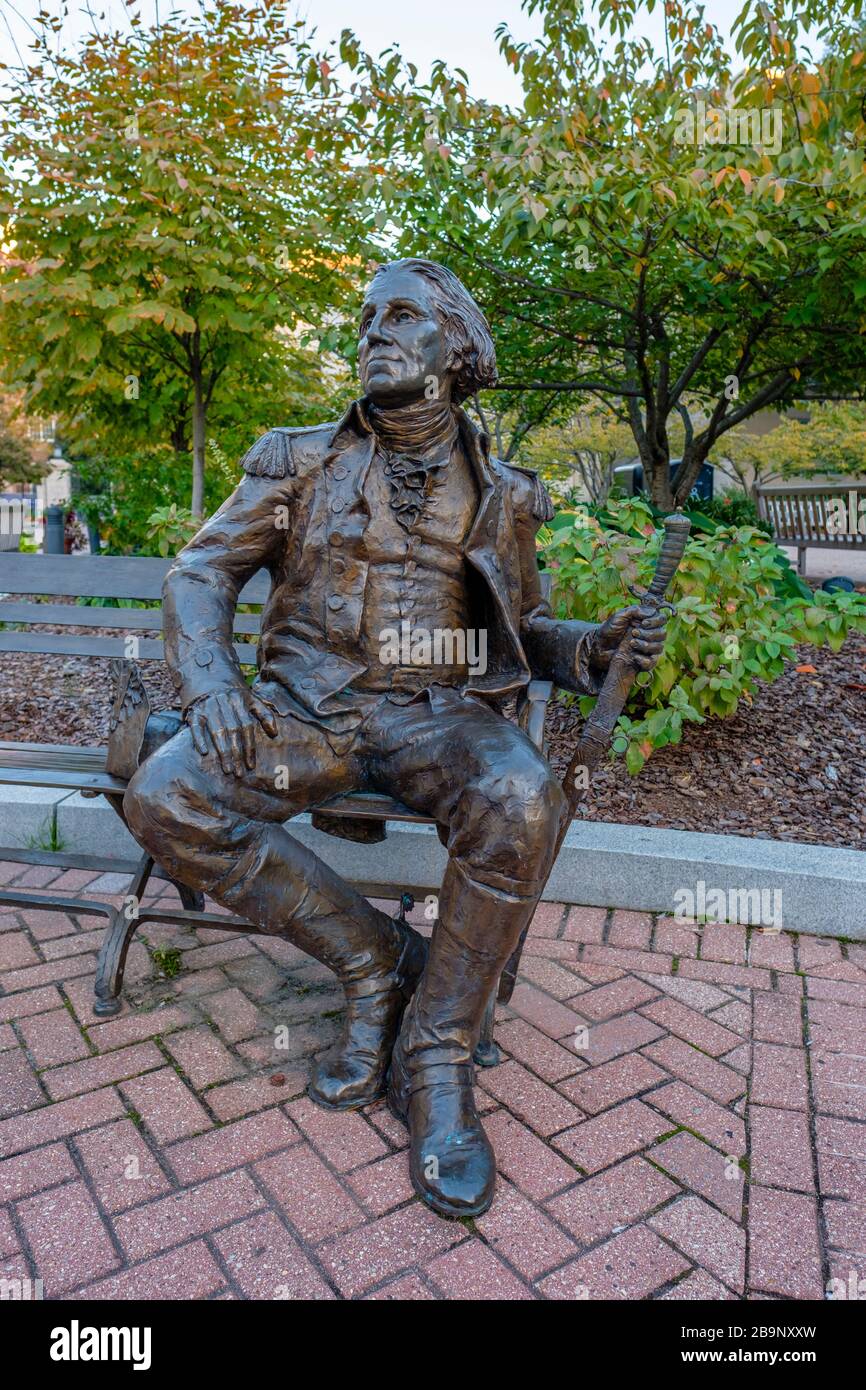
top-left (240, 421), bottom-right (338, 480)
top-left (494, 457), bottom-right (556, 524)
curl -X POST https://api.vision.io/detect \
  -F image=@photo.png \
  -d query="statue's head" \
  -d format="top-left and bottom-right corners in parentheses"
top-left (358, 258), bottom-right (497, 408)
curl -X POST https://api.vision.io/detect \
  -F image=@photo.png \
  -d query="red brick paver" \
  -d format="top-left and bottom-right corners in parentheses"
top-left (0, 856), bottom-right (859, 1300)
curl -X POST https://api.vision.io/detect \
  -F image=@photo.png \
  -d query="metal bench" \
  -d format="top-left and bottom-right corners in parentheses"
top-left (0, 553), bottom-right (554, 1062)
top-left (756, 481), bottom-right (866, 576)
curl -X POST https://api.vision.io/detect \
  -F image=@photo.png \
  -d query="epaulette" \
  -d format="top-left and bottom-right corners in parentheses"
top-left (240, 429), bottom-right (296, 479)
top-left (507, 463), bottom-right (556, 523)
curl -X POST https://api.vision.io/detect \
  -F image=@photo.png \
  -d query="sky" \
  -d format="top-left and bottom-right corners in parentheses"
top-left (0, 0), bottom-right (756, 106)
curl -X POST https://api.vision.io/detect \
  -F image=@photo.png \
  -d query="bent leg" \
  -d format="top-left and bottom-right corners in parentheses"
top-left (369, 694), bottom-right (567, 1215)
top-left (124, 710), bottom-right (427, 1107)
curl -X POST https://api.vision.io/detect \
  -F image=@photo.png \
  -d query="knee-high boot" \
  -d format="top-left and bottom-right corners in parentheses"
top-left (213, 824), bottom-right (427, 1109)
top-left (387, 859), bottom-right (540, 1217)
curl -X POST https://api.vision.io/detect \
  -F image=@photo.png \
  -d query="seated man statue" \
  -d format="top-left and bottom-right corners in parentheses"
top-left (125, 258), bottom-right (666, 1218)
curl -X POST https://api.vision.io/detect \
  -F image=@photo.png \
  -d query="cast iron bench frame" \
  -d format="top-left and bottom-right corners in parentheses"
top-left (0, 553), bottom-right (554, 1062)
top-left (756, 481), bottom-right (866, 575)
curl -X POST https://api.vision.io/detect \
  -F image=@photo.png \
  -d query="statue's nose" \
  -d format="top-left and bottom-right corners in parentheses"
top-left (365, 313), bottom-right (393, 346)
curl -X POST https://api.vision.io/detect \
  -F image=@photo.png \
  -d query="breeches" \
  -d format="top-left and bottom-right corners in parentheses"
top-left (124, 684), bottom-right (566, 907)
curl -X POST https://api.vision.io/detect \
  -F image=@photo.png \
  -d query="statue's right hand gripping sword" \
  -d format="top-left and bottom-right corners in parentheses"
top-left (560, 508), bottom-right (692, 812)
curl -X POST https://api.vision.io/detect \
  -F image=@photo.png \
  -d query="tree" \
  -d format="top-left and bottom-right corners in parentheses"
top-left (68, 334), bottom-right (350, 554)
top-left (0, 1), bottom-right (359, 515)
top-left (335, 0), bottom-right (866, 507)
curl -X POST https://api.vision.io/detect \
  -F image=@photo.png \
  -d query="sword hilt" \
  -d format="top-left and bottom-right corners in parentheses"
top-left (644, 509), bottom-right (691, 605)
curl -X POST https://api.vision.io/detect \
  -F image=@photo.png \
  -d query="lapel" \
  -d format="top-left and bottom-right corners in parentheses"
top-left (327, 398), bottom-right (377, 507)
top-left (458, 409), bottom-right (523, 651)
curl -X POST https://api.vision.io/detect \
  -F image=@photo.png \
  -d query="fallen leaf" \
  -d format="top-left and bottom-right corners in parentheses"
top-left (795, 664), bottom-right (818, 673)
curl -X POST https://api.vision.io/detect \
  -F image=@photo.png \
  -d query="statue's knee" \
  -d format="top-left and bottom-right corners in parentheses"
top-left (501, 762), bottom-right (566, 864)
top-left (455, 755), bottom-right (566, 883)
top-left (123, 758), bottom-right (172, 852)
top-left (123, 744), bottom-right (206, 856)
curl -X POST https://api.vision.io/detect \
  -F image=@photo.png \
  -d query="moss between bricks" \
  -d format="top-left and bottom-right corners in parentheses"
top-left (150, 946), bottom-right (183, 979)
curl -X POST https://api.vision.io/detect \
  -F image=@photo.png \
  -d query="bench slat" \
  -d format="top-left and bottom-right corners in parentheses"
top-left (0, 740), bottom-right (107, 771)
top-left (313, 791), bottom-right (427, 823)
top-left (0, 600), bottom-right (261, 634)
top-left (0, 764), bottom-right (128, 793)
top-left (757, 482), bottom-right (866, 496)
top-left (0, 631), bottom-right (259, 663)
top-left (0, 553), bottom-right (270, 603)
top-left (755, 483), bottom-right (866, 547)
top-left (796, 493), bottom-right (811, 540)
top-left (0, 740), bottom-right (429, 820)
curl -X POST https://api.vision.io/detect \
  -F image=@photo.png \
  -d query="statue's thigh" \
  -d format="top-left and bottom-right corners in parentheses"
top-left (145, 709), bottom-right (361, 826)
top-left (368, 694), bottom-right (549, 826)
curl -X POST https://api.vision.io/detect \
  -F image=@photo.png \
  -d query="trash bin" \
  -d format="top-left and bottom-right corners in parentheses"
top-left (43, 504), bottom-right (65, 554)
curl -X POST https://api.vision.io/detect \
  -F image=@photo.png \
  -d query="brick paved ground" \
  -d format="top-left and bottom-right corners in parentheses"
top-left (1, 861), bottom-right (864, 1301)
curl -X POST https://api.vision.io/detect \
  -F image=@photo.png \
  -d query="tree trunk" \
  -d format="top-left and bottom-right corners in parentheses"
top-left (630, 418), bottom-right (674, 508)
top-left (645, 442), bottom-right (674, 509)
top-left (672, 444), bottom-right (709, 507)
top-left (649, 467), bottom-right (674, 509)
top-left (191, 370), bottom-right (206, 520)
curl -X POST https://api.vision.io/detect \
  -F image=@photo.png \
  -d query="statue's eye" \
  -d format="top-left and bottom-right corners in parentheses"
top-left (395, 309), bottom-right (414, 322)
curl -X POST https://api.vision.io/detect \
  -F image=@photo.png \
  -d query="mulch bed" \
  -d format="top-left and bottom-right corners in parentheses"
top-left (1, 599), bottom-right (863, 849)
top-left (546, 630), bottom-right (866, 849)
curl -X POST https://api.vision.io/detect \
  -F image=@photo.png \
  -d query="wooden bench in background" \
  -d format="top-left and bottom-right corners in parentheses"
top-left (0, 553), bottom-right (553, 1062)
top-left (756, 481), bottom-right (866, 576)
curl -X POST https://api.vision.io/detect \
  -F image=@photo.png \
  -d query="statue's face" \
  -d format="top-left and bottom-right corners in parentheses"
top-left (358, 266), bottom-right (454, 406)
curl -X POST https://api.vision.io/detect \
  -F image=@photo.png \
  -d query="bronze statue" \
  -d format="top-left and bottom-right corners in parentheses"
top-left (124, 259), bottom-right (667, 1219)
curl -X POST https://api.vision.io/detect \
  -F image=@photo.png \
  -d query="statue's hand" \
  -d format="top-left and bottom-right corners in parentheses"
top-left (589, 603), bottom-right (668, 674)
top-left (187, 686), bottom-right (278, 777)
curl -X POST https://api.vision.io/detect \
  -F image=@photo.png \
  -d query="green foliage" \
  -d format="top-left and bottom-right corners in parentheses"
top-left (25, 817), bottom-right (67, 853)
top-left (342, 0), bottom-right (866, 506)
top-left (0, 1), bottom-right (360, 515)
top-left (70, 447), bottom-right (201, 556)
top-left (544, 497), bottom-right (866, 774)
top-left (0, 393), bottom-right (45, 487)
top-left (67, 335), bottom-right (347, 548)
top-left (151, 946), bottom-right (183, 980)
top-left (145, 504), bottom-right (199, 558)
top-left (522, 407), bottom-right (644, 504)
top-left (0, 422), bottom-right (38, 487)
top-left (693, 489), bottom-right (772, 535)
top-left (719, 402), bottom-right (866, 495)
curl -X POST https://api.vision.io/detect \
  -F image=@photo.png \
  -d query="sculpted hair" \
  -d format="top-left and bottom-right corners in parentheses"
top-left (369, 258), bottom-right (498, 404)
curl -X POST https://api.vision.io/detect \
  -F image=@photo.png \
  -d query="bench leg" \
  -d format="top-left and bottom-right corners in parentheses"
top-left (174, 880), bottom-right (205, 912)
top-left (798, 545), bottom-right (807, 576)
top-left (473, 989), bottom-right (502, 1068)
top-left (93, 852), bottom-right (154, 1017)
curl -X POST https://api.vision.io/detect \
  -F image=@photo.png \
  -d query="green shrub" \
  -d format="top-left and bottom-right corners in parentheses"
top-left (543, 496), bottom-right (866, 774)
top-left (688, 488), bottom-right (772, 536)
top-left (70, 444), bottom-right (236, 557)
top-left (145, 504), bottom-right (199, 558)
